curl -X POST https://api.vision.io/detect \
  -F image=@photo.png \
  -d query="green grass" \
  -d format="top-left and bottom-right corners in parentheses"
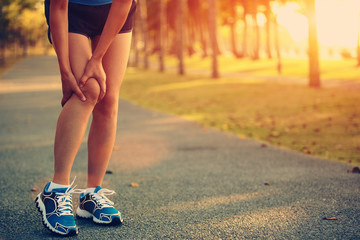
top-left (121, 66), bottom-right (360, 166)
top-left (152, 55), bottom-right (360, 82)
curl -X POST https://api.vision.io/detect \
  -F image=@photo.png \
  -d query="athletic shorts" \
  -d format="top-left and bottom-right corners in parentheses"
top-left (44, 0), bottom-right (137, 44)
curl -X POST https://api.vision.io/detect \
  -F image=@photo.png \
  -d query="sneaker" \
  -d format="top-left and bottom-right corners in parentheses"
top-left (35, 181), bottom-right (81, 236)
top-left (76, 186), bottom-right (123, 225)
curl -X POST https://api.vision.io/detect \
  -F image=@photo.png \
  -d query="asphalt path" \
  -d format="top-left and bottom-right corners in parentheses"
top-left (0, 56), bottom-right (359, 239)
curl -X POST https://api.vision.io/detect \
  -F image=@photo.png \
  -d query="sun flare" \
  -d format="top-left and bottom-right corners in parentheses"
top-left (275, 0), bottom-right (360, 48)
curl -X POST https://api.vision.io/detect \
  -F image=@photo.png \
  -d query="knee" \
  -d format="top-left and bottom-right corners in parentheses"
top-left (82, 78), bottom-right (100, 106)
top-left (94, 94), bottom-right (119, 120)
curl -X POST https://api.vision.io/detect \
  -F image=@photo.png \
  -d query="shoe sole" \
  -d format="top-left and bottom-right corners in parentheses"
top-left (35, 193), bottom-right (78, 236)
top-left (76, 206), bottom-right (123, 225)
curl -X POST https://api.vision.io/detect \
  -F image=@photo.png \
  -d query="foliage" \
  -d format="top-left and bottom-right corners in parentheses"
top-left (0, 0), bottom-right (46, 58)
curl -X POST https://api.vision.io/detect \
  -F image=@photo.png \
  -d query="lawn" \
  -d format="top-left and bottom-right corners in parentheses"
top-left (152, 55), bottom-right (360, 83)
top-left (121, 61), bottom-right (360, 166)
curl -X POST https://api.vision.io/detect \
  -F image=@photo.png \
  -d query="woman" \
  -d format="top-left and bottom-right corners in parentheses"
top-left (35, 0), bottom-right (136, 236)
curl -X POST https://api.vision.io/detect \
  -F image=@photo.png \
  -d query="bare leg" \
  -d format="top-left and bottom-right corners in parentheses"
top-left (87, 33), bottom-right (132, 187)
top-left (52, 33), bottom-right (101, 185)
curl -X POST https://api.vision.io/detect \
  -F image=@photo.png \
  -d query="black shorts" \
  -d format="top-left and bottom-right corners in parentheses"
top-left (44, 0), bottom-right (137, 44)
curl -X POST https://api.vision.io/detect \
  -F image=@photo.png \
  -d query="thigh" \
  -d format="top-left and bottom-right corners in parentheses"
top-left (92, 32), bottom-right (132, 102)
top-left (68, 33), bottom-right (92, 81)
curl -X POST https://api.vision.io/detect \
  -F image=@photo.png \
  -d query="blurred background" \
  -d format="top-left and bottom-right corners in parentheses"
top-left (1, 0), bottom-right (360, 165)
top-left (1, 0), bottom-right (360, 84)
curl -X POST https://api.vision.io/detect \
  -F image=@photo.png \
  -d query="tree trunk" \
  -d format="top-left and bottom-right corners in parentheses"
top-left (139, 0), bottom-right (148, 69)
top-left (252, 0), bottom-right (259, 60)
top-left (307, 0), bottom-right (321, 87)
top-left (209, 0), bottom-right (219, 78)
top-left (357, 30), bottom-right (360, 66)
top-left (0, 41), bottom-right (5, 66)
top-left (159, 0), bottom-right (165, 72)
top-left (199, 8), bottom-right (208, 57)
top-left (265, 0), bottom-right (272, 59)
top-left (229, 0), bottom-right (239, 57)
top-left (177, 0), bottom-right (185, 75)
top-left (357, 9), bottom-right (360, 67)
top-left (274, 14), bottom-right (282, 74)
top-left (132, 9), bottom-right (139, 67)
top-left (242, 13), bottom-right (247, 57)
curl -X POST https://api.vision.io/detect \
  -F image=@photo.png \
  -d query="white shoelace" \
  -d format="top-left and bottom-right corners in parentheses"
top-left (55, 178), bottom-right (84, 215)
top-left (91, 188), bottom-right (115, 207)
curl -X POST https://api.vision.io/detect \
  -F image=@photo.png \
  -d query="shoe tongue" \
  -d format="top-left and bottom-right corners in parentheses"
top-left (94, 186), bottom-right (102, 193)
top-left (52, 187), bottom-right (69, 193)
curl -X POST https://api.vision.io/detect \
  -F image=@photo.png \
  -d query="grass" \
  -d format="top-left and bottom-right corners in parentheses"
top-left (152, 55), bottom-right (360, 82)
top-left (121, 59), bottom-right (360, 166)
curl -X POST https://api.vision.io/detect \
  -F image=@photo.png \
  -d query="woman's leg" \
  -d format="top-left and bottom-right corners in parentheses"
top-left (87, 33), bottom-right (132, 187)
top-left (52, 33), bottom-right (101, 185)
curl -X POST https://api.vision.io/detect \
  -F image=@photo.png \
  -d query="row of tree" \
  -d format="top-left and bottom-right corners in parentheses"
top-left (131, 0), bottom-right (321, 87)
top-left (0, 0), bottom-right (328, 88)
top-left (0, 0), bottom-right (46, 65)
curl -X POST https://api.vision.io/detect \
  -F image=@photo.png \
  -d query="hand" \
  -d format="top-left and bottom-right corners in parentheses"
top-left (78, 57), bottom-right (106, 102)
top-left (60, 70), bottom-right (86, 107)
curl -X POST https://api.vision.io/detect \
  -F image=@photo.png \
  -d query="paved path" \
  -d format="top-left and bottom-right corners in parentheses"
top-left (0, 56), bottom-right (359, 239)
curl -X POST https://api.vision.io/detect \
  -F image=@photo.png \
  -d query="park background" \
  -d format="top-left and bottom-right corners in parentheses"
top-left (0, 0), bottom-right (359, 166)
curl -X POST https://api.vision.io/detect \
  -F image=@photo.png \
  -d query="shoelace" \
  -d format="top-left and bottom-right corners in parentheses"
top-left (91, 188), bottom-right (115, 207)
top-left (55, 178), bottom-right (84, 216)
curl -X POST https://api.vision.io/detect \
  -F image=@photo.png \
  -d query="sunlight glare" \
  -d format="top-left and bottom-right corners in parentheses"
top-left (274, 0), bottom-right (360, 48)
top-left (316, 0), bottom-right (360, 47)
top-left (276, 3), bottom-right (308, 42)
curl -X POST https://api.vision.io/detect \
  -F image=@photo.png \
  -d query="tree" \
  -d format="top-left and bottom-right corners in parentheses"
top-left (0, 0), bottom-right (44, 64)
top-left (357, 7), bottom-right (360, 67)
top-left (177, 0), bottom-right (185, 75)
top-left (250, 0), bottom-right (260, 60)
top-left (263, 0), bottom-right (272, 59)
top-left (307, 0), bottom-right (320, 87)
top-left (139, 0), bottom-right (149, 69)
top-left (209, 0), bottom-right (219, 78)
top-left (159, 0), bottom-right (166, 72)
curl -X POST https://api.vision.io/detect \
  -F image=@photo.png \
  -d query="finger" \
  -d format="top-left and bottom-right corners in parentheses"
top-left (79, 74), bottom-right (89, 89)
top-left (72, 84), bottom-right (87, 102)
top-left (98, 88), bottom-right (106, 102)
top-left (97, 79), bottom-right (107, 102)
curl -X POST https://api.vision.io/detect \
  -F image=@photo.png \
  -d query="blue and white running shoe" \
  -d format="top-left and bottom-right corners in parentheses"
top-left (76, 186), bottom-right (123, 225)
top-left (35, 182), bottom-right (81, 236)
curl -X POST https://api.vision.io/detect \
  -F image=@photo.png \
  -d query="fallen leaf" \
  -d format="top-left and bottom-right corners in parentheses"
top-left (314, 128), bottom-right (321, 133)
top-left (347, 166), bottom-right (360, 174)
top-left (322, 217), bottom-right (338, 220)
top-left (130, 182), bottom-right (139, 188)
top-left (302, 147), bottom-right (311, 154)
top-left (261, 143), bottom-right (267, 148)
top-left (264, 182), bottom-right (272, 186)
top-left (106, 170), bottom-right (113, 174)
top-left (312, 141), bottom-right (317, 145)
top-left (269, 131), bottom-right (280, 138)
top-left (31, 187), bottom-right (38, 192)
